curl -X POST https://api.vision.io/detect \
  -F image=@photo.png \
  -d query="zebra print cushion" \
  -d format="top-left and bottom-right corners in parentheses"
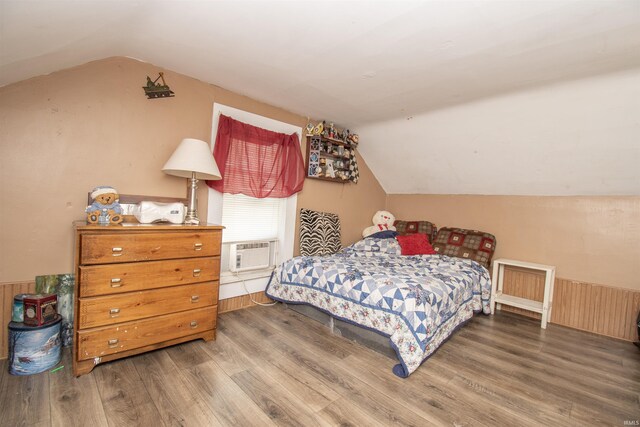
top-left (299, 208), bottom-right (341, 256)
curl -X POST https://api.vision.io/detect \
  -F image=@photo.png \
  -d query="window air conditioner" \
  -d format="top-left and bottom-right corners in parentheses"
top-left (228, 241), bottom-right (273, 272)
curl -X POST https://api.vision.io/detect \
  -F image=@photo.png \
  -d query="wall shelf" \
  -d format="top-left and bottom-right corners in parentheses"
top-left (305, 135), bottom-right (356, 183)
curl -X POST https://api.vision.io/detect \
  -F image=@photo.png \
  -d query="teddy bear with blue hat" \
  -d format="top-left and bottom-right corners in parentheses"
top-left (86, 186), bottom-right (123, 225)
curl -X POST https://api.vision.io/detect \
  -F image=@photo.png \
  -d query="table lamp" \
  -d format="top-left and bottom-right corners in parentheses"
top-left (162, 138), bottom-right (221, 225)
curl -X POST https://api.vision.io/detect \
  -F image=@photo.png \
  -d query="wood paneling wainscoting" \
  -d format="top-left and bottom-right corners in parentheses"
top-left (551, 278), bottom-right (640, 340)
top-left (0, 281), bottom-right (36, 359)
top-left (499, 267), bottom-right (546, 320)
top-left (0, 275), bottom-right (636, 360)
top-left (0, 281), bottom-right (270, 360)
top-left (218, 292), bottom-right (273, 314)
top-left (501, 267), bottom-right (640, 342)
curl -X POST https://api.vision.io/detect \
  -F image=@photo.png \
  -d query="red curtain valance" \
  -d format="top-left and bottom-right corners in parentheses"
top-left (206, 114), bottom-right (305, 198)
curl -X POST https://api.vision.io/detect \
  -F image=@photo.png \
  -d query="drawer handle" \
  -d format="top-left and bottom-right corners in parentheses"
top-left (191, 295), bottom-right (200, 303)
top-left (112, 247), bottom-right (123, 257)
top-left (193, 269), bottom-right (201, 277)
top-left (110, 278), bottom-right (122, 288)
top-left (190, 321), bottom-right (198, 329)
top-left (109, 308), bottom-right (120, 317)
top-left (108, 338), bottom-right (119, 347)
top-left (194, 243), bottom-right (203, 251)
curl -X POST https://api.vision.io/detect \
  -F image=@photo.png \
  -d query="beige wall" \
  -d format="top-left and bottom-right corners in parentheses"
top-left (0, 57), bottom-right (386, 283)
top-left (387, 195), bottom-right (640, 290)
top-left (4, 55), bottom-right (634, 295)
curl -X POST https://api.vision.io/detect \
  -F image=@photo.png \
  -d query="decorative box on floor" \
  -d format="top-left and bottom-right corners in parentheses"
top-left (23, 293), bottom-right (58, 326)
top-left (8, 315), bottom-right (62, 375)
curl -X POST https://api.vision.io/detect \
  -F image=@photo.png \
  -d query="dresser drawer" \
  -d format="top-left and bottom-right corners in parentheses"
top-left (78, 282), bottom-right (218, 328)
top-left (76, 306), bottom-right (217, 361)
top-left (78, 257), bottom-right (220, 297)
top-left (80, 231), bottom-right (221, 264)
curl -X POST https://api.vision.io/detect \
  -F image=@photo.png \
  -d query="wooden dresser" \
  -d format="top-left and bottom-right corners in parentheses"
top-left (73, 223), bottom-right (222, 376)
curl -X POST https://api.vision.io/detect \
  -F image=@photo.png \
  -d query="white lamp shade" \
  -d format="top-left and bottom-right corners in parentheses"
top-left (162, 138), bottom-right (222, 180)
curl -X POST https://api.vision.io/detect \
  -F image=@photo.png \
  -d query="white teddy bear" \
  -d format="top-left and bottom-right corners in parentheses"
top-left (362, 210), bottom-right (397, 238)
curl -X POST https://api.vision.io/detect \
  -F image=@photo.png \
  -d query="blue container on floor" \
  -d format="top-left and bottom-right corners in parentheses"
top-left (12, 294), bottom-right (29, 322)
top-left (8, 315), bottom-right (62, 375)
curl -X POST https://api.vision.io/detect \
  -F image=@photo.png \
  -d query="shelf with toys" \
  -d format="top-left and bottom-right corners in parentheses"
top-left (305, 121), bottom-right (360, 183)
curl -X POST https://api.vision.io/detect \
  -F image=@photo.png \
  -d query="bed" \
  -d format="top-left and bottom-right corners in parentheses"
top-left (266, 236), bottom-right (493, 377)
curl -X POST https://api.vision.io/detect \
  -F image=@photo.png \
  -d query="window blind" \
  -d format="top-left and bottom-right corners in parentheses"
top-left (221, 193), bottom-right (284, 242)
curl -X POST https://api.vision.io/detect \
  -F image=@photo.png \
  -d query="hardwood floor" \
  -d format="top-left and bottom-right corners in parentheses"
top-left (0, 304), bottom-right (638, 426)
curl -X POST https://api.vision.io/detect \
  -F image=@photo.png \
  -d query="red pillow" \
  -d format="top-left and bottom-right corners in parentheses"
top-left (396, 233), bottom-right (437, 256)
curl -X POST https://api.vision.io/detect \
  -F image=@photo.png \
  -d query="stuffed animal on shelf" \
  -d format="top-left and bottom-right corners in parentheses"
top-left (362, 210), bottom-right (396, 238)
top-left (86, 186), bottom-right (123, 225)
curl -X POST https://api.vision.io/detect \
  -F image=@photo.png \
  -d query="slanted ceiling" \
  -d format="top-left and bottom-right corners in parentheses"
top-left (2, 1), bottom-right (639, 195)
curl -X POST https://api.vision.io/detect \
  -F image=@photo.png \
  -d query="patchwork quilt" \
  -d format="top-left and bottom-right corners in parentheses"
top-left (266, 237), bottom-right (491, 377)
